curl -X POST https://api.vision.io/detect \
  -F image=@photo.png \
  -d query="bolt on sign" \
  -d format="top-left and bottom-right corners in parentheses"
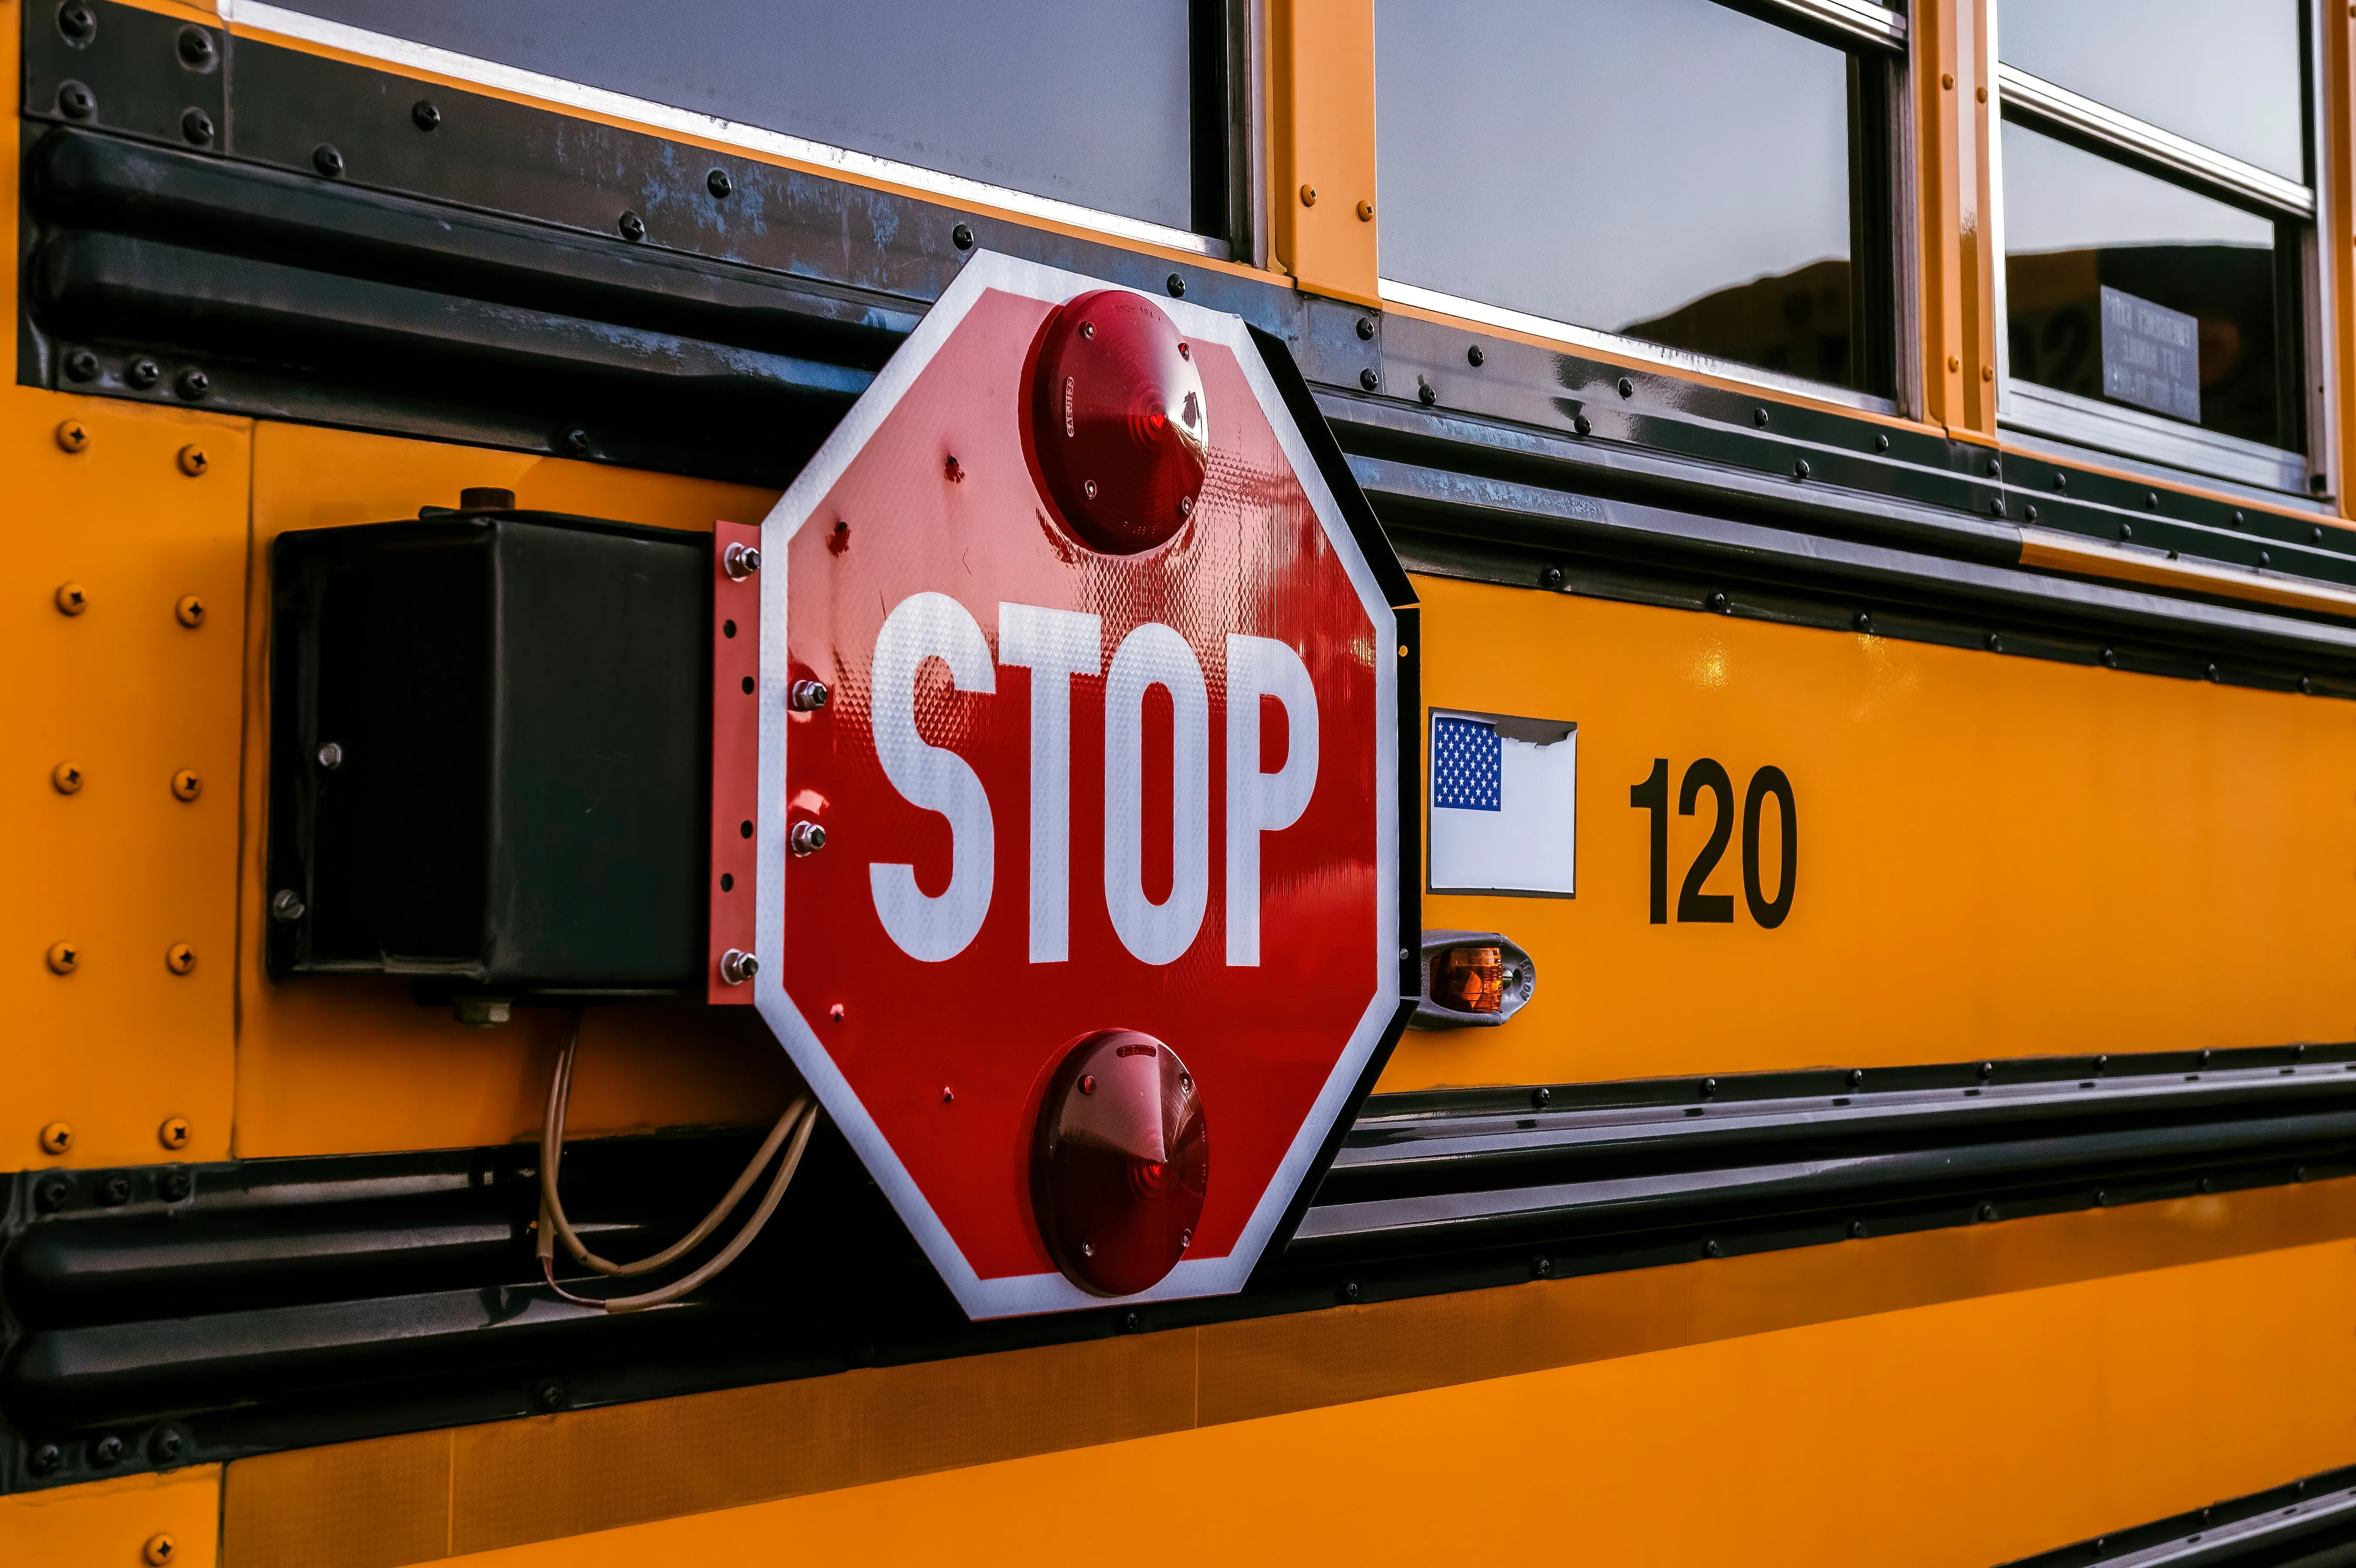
top-left (731, 253), bottom-right (1412, 1317)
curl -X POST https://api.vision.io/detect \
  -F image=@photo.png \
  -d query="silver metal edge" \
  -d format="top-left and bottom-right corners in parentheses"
top-left (1375, 279), bottom-right (1899, 415)
top-left (1760, 0), bottom-right (1906, 49)
top-left (2001, 381), bottom-right (2309, 494)
top-left (2092, 1486), bottom-right (2356, 1567)
top-left (1994, 63), bottom-right (2314, 218)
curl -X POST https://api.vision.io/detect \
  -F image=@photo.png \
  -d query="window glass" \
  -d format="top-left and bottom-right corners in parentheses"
top-left (1997, 0), bottom-right (2305, 180)
top-left (1377, 0), bottom-right (1868, 391)
top-left (2001, 120), bottom-right (2280, 445)
top-left (270, 0), bottom-right (1198, 231)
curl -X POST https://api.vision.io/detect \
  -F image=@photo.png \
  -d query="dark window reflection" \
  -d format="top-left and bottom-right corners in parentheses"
top-left (1377, 0), bottom-right (1877, 392)
top-left (2001, 120), bottom-right (2282, 446)
top-left (1998, 0), bottom-right (2304, 181)
top-left (266, 0), bottom-right (1198, 230)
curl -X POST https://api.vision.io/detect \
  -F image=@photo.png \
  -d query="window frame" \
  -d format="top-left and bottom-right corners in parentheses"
top-left (1987, 0), bottom-right (2336, 500)
top-left (1372, 0), bottom-right (1915, 415)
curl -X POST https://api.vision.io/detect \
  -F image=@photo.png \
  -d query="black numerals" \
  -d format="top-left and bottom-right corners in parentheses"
top-left (1634, 757), bottom-right (1798, 928)
top-left (1742, 766), bottom-right (1797, 928)
top-left (1629, 757), bottom-right (1669, 923)
top-left (1675, 759), bottom-right (1735, 923)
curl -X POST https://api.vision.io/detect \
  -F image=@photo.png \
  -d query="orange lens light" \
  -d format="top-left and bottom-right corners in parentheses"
top-left (1435, 946), bottom-right (1505, 1014)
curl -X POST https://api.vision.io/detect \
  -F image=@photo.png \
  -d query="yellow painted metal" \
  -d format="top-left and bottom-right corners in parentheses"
top-left (230, 422), bottom-right (800, 1159)
top-left (215, 1178), bottom-right (2356, 1567)
top-left (1, 392), bottom-right (251, 1169)
top-left (1268, 0), bottom-right (1380, 305)
top-left (1387, 573), bottom-right (2356, 1093)
top-left (0, 1466), bottom-right (220, 1568)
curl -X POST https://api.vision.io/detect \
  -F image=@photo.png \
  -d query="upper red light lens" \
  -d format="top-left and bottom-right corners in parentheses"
top-left (1027, 289), bottom-right (1209, 554)
top-left (1031, 1029), bottom-right (1208, 1296)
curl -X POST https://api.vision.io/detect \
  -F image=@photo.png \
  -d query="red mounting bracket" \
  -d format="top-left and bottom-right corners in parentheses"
top-left (708, 520), bottom-right (761, 1003)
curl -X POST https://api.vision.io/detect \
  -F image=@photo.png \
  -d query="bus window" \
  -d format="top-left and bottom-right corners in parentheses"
top-left (1994, 0), bottom-right (2318, 493)
top-left (1374, 0), bottom-right (1900, 403)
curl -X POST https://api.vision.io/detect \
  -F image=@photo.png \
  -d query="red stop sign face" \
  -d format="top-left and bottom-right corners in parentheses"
top-left (753, 253), bottom-right (1400, 1318)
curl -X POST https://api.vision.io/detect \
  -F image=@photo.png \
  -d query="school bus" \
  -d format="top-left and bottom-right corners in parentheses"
top-left (10, 1), bottom-right (2356, 1564)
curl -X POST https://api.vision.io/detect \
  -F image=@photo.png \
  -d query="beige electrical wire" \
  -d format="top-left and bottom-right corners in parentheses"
top-left (537, 1009), bottom-right (817, 1313)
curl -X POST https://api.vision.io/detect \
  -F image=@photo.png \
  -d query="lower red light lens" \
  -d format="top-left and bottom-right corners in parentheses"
top-left (1026, 289), bottom-right (1209, 555)
top-left (1031, 1029), bottom-right (1208, 1296)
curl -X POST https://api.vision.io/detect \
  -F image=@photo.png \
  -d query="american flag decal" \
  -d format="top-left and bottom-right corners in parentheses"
top-left (1432, 716), bottom-right (1502, 811)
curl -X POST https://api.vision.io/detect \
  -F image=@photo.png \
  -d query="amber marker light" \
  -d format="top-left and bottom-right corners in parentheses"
top-left (1026, 288), bottom-right (1208, 555)
top-left (1435, 946), bottom-right (1506, 1015)
top-left (1031, 1030), bottom-right (1208, 1296)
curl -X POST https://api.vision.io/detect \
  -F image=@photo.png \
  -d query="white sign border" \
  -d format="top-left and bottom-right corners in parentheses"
top-left (755, 251), bottom-right (1399, 1319)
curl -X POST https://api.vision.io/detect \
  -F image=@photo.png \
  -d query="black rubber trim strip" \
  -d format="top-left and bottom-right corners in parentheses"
top-left (2000, 1467), bottom-right (2356, 1566)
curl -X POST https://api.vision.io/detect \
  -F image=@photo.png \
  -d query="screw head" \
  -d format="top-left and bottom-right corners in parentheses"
top-left (1467, 345), bottom-right (1485, 367)
top-left (1848, 1219), bottom-right (1867, 1238)
top-left (312, 143), bottom-right (345, 178)
top-left (54, 417), bottom-right (89, 453)
top-left (1531, 1086), bottom-right (1552, 1109)
top-left (64, 349), bottom-right (98, 381)
top-left (35, 1176), bottom-right (70, 1211)
top-left (535, 1378), bottom-right (569, 1413)
top-left (1977, 1202), bottom-right (1997, 1222)
top-left (270, 888), bottom-right (307, 923)
top-left (171, 770), bottom-right (202, 801)
top-left (99, 1174), bottom-right (131, 1206)
top-left (2206, 662), bottom-right (2220, 682)
top-left (1533, 1256), bottom-right (1552, 1278)
top-left (52, 761), bottom-right (82, 794)
top-left (1752, 407), bottom-right (1769, 428)
top-left (2102, 648), bottom-right (2117, 668)
top-left (1298, 183), bottom-right (1317, 206)
top-left (790, 820), bottom-right (827, 855)
top-left (166, 943), bottom-right (196, 975)
top-left (92, 1434), bottom-right (125, 1466)
top-left (1708, 591), bottom-right (1729, 614)
top-left (1418, 382), bottom-right (1437, 406)
top-left (2261, 550), bottom-right (2272, 568)
top-left (1359, 368), bottom-right (1378, 392)
top-left (412, 99), bottom-right (441, 130)
top-left (127, 357), bottom-right (161, 389)
top-left (1848, 1068), bottom-right (1864, 1087)
top-left (1874, 433), bottom-right (1890, 453)
top-left (29, 1443), bottom-right (61, 1475)
top-left (1853, 612), bottom-right (1872, 633)
top-left (159, 1169), bottom-right (191, 1202)
top-left (719, 948), bottom-right (758, 986)
top-left (59, 80), bottom-right (95, 118)
top-left (55, 581), bottom-right (88, 615)
top-left (40, 1120), bottom-right (74, 1154)
top-left (1793, 459), bottom-right (1810, 480)
top-left (46, 943), bottom-right (79, 977)
top-left (1701, 1077), bottom-right (1718, 1098)
top-left (1341, 1280), bottom-right (1360, 1303)
top-left (563, 426), bottom-right (592, 456)
top-left (180, 107), bottom-right (214, 145)
top-left (1573, 414), bottom-right (1591, 436)
top-left (1703, 1239), bottom-right (1722, 1257)
top-left (1354, 317), bottom-right (1376, 341)
top-left (618, 210), bottom-right (646, 240)
top-left (2023, 504), bottom-right (2038, 523)
top-left (175, 594), bottom-right (205, 627)
top-left (2145, 491), bottom-right (2160, 510)
top-left (789, 679), bottom-right (831, 710)
top-left (1979, 1060), bottom-right (1994, 1078)
top-left (1986, 632), bottom-right (2004, 653)
top-left (951, 222), bottom-right (974, 250)
top-left (1165, 273), bottom-right (1185, 298)
top-left (2302, 675), bottom-right (2315, 694)
top-left (177, 443), bottom-right (209, 476)
top-left (316, 741), bottom-right (343, 769)
top-left (2095, 1189), bottom-right (2109, 1206)
top-left (1616, 377), bottom-right (1634, 399)
top-left (1356, 199), bottom-right (1375, 221)
top-left (176, 24), bottom-right (216, 68)
top-left (1990, 497), bottom-right (2006, 517)
top-left (58, 3), bottom-right (96, 43)
top-left (147, 1427), bottom-right (184, 1469)
top-left (707, 168), bottom-right (733, 198)
top-left (1540, 565), bottom-right (1564, 589)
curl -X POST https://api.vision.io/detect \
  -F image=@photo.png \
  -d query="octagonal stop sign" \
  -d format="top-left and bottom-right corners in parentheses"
top-left (743, 253), bottom-right (1411, 1318)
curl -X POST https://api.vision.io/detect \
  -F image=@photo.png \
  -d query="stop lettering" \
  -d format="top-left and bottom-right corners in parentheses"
top-left (751, 253), bottom-right (1404, 1318)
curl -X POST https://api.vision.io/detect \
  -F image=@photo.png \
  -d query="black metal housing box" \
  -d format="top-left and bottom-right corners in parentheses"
top-left (265, 504), bottom-right (709, 1001)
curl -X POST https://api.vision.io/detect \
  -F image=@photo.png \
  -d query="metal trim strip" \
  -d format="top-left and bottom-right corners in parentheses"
top-left (1761, 0), bottom-right (1907, 50)
top-left (1994, 63), bottom-right (2315, 217)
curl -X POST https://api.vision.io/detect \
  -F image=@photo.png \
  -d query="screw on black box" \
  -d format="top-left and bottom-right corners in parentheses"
top-left (59, 3), bottom-right (96, 44)
top-left (563, 427), bottom-right (592, 456)
top-left (91, 1434), bottom-right (125, 1466)
top-left (707, 168), bottom-right (733, 198)
top-left (413, 100), bottom-right (441, 130)
top-left (951, 223), bottom-right (975, 250)
top-left (100, 1175), bottom-right (132, 1206)
top-left (316, 742), bottom-right (343, 769)
top-left (619, 210), bottom-right (646, 241)
top-left (535, 1379), bottom-right (569, 1413)
top-left (35, 1176), bottom-right (70, 1212)
top-left (64, 349), bottom-right (98, 381)
top-left (176, 368), bottom-right (209, 400)
top-left (58, 80), bottom-right (95, 119)
top-left (127, 357), bottom-right (161, 389)
top-left (159, 1170), bottom-right (192, 1203)
top-left (180, 108), bottom-right (213, 146)
top-left (313, 143), bottom-right (344, 178)
top-left (29, 1443), bottom-right (61, 1475)
top-left (149, 1426), bottom-right (185, 1463)
top-left (271, 888), bottom-right (307, 923)
top-left (177, 25), bottom-right (217, 68)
